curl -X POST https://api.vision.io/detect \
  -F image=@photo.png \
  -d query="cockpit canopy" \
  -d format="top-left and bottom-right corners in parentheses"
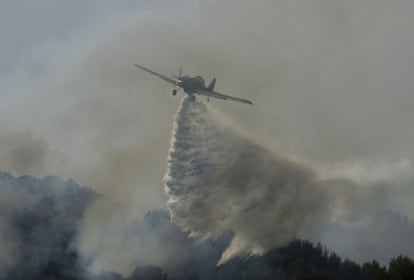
top-left (194, 75), bottom-right (205, 85)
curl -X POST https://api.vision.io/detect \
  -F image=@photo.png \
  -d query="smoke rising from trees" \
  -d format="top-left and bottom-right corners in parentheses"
top-left (2, 168), bottom-right (414, 279)
top-left (1, 1), bottom-right (414, 278)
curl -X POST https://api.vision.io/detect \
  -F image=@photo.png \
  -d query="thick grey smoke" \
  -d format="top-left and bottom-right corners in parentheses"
top-left (76, 95), bottom-right (414, 275)
top-left (2, 1), bottom-right (414, 275)
top-left (164, 97), bottom-right (333, 264)
top-left (301, 210), bottom-right (414, 265)
top-left (76, 198), bottom-right (195, 276)
top-left (0, 131), bottom-right (48, 176)
top-left (2, 0), bottom-right (414, 219)
top-left (0, 172), bottom-right (97, 278)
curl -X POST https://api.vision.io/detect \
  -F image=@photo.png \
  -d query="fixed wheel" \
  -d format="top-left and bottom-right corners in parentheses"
top-left (172, 89), bottom-right (177, 96)
top-left (191, 95), bottom-right (196, 102)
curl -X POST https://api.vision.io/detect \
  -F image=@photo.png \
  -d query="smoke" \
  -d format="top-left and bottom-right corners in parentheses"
top-left (1, 0), bottom-right (414, 275)
top-left (0, 172), bottom-right (97, 278)
top-left (301, 210), bottom-right (414, 265)
top-left (76, 95), bottom-right (332, 274)
top-left (2, 0), bottom-right (414, 219)
top-left (164, 97), bottom-right (334, 264)
top-left (75, 95), bottom-right (414, 275)
top-left (0, 131), bottom-right (48, 176)
top-left (76, 198), bottom-right (155, 276)
top-left (75, 197), bottom-right (206, 277)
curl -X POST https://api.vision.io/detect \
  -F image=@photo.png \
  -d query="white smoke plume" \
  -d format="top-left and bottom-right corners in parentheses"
top-left (164, 97), bottom-right (332, 264)
top-left (76, 197), bottom-right (199, 277)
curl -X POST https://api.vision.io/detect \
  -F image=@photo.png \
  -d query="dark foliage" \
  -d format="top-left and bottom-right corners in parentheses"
top-left (386, 255), bottom-right (414, 280)
top-left (130, 265), bottom-right (167, 280)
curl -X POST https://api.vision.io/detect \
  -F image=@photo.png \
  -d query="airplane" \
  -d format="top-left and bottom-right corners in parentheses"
top-left (134, 64), bottom-right (253, 105)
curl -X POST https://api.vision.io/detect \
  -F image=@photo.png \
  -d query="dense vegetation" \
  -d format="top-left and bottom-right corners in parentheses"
top-left (1, 171), bottom-right (413, 280)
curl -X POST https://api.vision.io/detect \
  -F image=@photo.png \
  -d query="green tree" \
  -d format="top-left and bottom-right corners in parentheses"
top-left (360, 260), bottom-right (386, 280)
top-left (386, 255), bottom-right (414, 280)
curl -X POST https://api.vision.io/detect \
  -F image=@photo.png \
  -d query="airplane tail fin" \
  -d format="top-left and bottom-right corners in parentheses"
top-left (207, 78), bottom-right (216, 91)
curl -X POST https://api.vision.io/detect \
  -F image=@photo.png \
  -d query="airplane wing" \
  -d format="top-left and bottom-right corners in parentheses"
top-left (134, 64), bottom-right (178, 85)
top-left (197, 90), bottom-right (253, 105)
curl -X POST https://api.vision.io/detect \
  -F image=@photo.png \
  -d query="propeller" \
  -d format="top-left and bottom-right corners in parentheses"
top-left (171, 67), bottom-right (184, 79)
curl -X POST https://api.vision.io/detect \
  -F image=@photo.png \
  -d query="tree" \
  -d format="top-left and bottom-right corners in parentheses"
top-left (387, 255), bottom-right (414, 280)
top-left (360, 260), bottom-right (386, 280)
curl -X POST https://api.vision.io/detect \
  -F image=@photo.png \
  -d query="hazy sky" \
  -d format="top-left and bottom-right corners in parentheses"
top-left (1, 0), bottom-right (414, 218)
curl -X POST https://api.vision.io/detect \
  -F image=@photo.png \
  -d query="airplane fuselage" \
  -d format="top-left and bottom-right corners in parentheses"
top-left (177, 76), bottom-right (206, 94)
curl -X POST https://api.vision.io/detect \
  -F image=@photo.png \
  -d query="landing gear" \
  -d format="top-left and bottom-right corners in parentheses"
top-left (172, 89), bottom-right (177, 96)
top-left (191, 95), bottom-right (196, 102)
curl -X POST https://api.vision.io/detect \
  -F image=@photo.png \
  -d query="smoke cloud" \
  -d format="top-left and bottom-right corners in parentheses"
top-left (2, 0), bottom-right (414, 223)
top-left (0, 172), bottom-right (97, 278)
top-left (0, 131), bottom-right (48, 176)
top-left (2, 1), bottom-right (414, 275)
top-left (75, 96), bottom-right (414, 275)
top-left (75, 198), bottom-right (186, 276)
top-left (2, 0), bottom-right (414, 218)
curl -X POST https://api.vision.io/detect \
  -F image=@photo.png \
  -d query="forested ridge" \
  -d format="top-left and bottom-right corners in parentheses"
top-left (1, 171), bottom-right (413, 280)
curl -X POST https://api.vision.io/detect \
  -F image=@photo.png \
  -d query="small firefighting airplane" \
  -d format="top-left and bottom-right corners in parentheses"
top-left (134, 64), bottom-right (253, 105)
